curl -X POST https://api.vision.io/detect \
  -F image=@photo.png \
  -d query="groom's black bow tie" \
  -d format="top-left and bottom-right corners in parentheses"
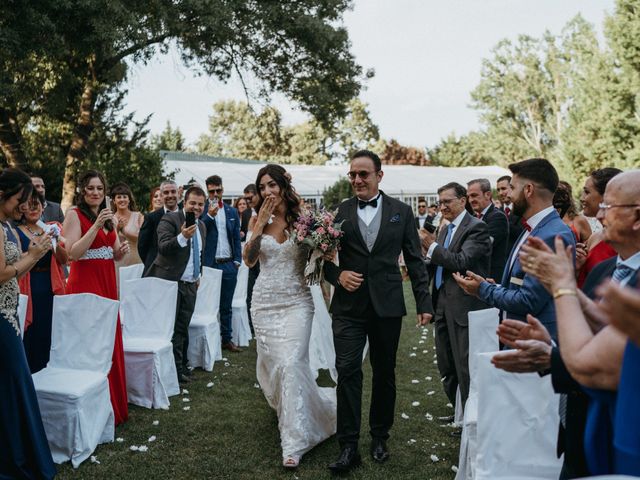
top-left (358, 197), bottom-right (378, 209)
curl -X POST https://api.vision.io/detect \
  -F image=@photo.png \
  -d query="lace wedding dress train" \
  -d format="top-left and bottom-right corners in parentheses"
top-left (251, 234), bottom-right (337, 460)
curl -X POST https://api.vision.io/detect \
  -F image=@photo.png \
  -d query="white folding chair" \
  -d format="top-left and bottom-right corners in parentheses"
top-left (456, 308), bottom-right (500, 480)
top-left (231, 263), bottom-right (252, 347)
top-left (188, 267), bottom-right (223, 371)
top-left (18, 293), bottom-right (28, 338)
top-left (32, 294), bottom-right (120, 468)
top-left (475, 351), bottom-right (562, 480)
top-left (117, 263), bottom-right (144, 324)
top-left (121, 277), bottom-right (180, 409)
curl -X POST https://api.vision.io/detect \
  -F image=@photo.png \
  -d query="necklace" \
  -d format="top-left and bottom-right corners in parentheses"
top-left (25, 225), bottom-right (44, 237)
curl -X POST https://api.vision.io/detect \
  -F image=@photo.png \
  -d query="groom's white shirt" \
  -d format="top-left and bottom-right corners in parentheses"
top-left (357, 193), bottom-right (382, 227)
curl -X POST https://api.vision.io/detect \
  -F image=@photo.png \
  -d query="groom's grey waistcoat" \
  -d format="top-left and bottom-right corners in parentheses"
top-left (357, 206), bottom-right (382, 252)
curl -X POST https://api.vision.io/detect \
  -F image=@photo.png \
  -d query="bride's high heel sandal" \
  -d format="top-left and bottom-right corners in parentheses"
top-left (283, 455), bottom-right (300, 468)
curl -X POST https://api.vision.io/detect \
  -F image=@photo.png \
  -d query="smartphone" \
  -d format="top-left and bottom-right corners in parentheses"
top-left (185, 211), bottom-right (196, 227)
top-left (423, 222), bottom-right (437, 234)
top-left (105, 196), bottom-right (112, 211)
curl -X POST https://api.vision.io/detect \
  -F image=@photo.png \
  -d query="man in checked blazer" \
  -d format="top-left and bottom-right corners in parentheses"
top-left (420, 182), bottom-right (491, 408)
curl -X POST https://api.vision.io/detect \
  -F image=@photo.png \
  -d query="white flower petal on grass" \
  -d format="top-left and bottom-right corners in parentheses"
top-left (430, 454), bottom-right (439, 462)
top-left (183, 406), bottom-right (191, 411)
top-left (425, 413), bottom-right (433, 421)
top-left (182, 398), bottom-right (190, 402)
top-left (441, 442), bottom-right (446, 446)
top-left (411, 379), bottom-right (419, 384)
top-left (224, 362), bottom-right (230, 367)
top-left (138, 445), bottom-right (149, 452)
top-left (425, 376), bottom-right (432, 381)
top-left (410, 353), bottom-right (417, 357)
top-left (116, 437), bottom-right (124, 443)
top-left (90, 455), bottom-right (100, 464)
top-left (446, 402), bottom-right (453, 408)
top-left (422, 350), bottom-right (429, 354)
top-left (254, 383), bottom-right (260, 389)
top-left (432, 360), bottom-right (437, 364)
top-left (427, 391), bottom-right (435, 396)
top-left (129, 445), bottom-right (139, 451)
top-left (412, 401), bottom-right (420, 407)
top-left (452, 465), bottom-right (459, 473)
top-left (148, 436), bottom-right (156, 442)
top-left (152, 420), bottom-right (159, 426)
top-left (418, 340), bottom-right (424, 344)
top-left (412, 347), bottom-right (417, 350)
top-left (407, 439), bottom-right (417, 444)
top-left (207, 382), bottom-right (214, 388)
top-left (222, 372), bottom-right (228, 376)
top-left (182, 389), bottom-right (189, 395)
top-left (222, 357), bottom-right (228, 361)
top-left (401, 412), bottom-right (410, 419)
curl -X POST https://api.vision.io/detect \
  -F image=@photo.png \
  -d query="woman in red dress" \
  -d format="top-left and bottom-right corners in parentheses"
top-left (576, 167), bottom-right (622, 288)
top-left (63, 170), bottom-right (130, 425)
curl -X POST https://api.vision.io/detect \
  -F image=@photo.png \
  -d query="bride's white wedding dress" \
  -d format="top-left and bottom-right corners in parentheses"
top-left (251, 234), bottom-right (337, 460)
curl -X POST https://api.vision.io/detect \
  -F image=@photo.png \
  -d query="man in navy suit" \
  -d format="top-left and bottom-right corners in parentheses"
top-left (454, 158), bottom-right (575, 339)
top-left (201, 175), bottom-right (243, 352)
top-left (467, 178), bottom-right (509, 281)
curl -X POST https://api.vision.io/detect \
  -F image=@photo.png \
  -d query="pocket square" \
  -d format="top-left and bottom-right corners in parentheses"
top-left (390, 214), bottom-right (401, 223)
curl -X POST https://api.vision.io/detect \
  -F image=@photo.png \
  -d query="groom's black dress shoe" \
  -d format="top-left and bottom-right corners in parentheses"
top-left (370, 438), bottom-right (389, 463)
top-left (328, 446), bottom-right (361, 474)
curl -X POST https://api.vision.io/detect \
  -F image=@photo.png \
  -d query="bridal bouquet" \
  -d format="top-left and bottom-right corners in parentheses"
top-left (293, 209), bottom-right (344, 285)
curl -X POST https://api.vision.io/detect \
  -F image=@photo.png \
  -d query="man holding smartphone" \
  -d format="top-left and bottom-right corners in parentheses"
top-left (201, 175), bottom-right (242, 352)
top-left (145, 186), bottom-right (207, 383)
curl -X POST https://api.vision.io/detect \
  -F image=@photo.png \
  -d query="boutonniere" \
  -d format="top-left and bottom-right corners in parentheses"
top-left (390, 214), bottom-right (401, 223)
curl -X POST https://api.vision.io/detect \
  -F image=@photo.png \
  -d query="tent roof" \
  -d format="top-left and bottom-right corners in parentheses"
top-left (161, 151), bottom-right (510, 197)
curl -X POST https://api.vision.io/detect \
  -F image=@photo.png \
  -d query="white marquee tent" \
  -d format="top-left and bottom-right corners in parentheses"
top-left (162, 151), bottom-right (510, 208)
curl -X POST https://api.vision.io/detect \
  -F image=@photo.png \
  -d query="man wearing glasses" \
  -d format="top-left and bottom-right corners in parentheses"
top-left (201, 175), bottom-right (242, 352)
top-left (323, 150), bottom-right (433, 472)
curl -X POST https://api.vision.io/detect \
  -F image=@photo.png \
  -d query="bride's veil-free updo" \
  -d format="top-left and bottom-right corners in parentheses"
top-left (254, 164), bottom-right (301, 230)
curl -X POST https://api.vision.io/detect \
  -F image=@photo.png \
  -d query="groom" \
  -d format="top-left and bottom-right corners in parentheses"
top-left (324, 150), bottom-right (434, 472)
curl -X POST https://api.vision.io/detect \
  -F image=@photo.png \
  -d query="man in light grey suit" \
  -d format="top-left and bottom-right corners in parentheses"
top-left (420, 182), bottom-right (491, 410)
top-left (31, 175), bottom-right (65, 223)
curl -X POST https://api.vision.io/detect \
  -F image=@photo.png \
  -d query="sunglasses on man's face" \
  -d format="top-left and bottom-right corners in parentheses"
top-left (347, 170), bottom-right (378, 180)
top-left (208, 188), bottom-right (223, 195)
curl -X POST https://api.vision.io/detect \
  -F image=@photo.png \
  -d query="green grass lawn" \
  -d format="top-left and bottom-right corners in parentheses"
top-left (57, 283), bottom-right (459, 479)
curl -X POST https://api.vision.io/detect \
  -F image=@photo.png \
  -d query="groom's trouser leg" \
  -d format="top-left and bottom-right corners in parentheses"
top-left (368, 314), bottom-right (402, 441)
top-left (333, 314), bottom-right (368, 449)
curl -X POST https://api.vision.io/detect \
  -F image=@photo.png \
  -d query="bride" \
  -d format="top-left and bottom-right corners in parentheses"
top-left (243, 164), bottom-right (336, 468)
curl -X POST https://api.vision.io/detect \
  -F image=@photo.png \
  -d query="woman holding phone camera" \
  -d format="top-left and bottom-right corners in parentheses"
top-left (63, 170), bottom-right (130, 425)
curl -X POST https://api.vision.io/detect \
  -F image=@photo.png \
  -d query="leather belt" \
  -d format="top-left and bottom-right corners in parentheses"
top-left (215, 258), bottom-right (233, 263)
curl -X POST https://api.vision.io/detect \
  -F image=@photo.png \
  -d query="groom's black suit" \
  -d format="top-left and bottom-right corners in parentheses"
top-left (324, 192), bottom-right (433, 449)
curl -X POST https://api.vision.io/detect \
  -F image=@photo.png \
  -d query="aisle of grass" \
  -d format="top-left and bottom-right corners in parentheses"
top-left (57, 283), bottom-right (459, 479)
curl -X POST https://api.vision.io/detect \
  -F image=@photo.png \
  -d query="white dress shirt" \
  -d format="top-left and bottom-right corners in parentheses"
top-left (356, 193), bottom-right (382, 226)
top-left (209, 203), bottom-right (232, 259)
top-left (508, 205), bottom-right (556, 272)
top-left (176, 213), bottom-right (203, 283)
top-left (416, 215), bottom-right (428, 229)
top-left (427, 209), bottom-right (468, 259)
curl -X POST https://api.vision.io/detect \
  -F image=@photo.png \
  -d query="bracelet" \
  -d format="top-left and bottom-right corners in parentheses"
top-left (553, 288), bottom-right (577, 299)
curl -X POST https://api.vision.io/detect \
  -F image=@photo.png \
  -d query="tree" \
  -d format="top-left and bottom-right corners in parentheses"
top-left (151, 121), bottom-right (186, 152)
top-left (1, 1), bottom-right (364, 209)
top-left (381, 139), bottom-right (430, 166)
top-left (322, 177), bottom-right (352, 210)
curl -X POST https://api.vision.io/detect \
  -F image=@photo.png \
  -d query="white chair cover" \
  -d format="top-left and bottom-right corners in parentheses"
top-left (32, 293), bottom-right (119, 468)
top-left (121, 277), bottom-right (180, 409)
top-left (188, 267), bottom-right (223, 371)
top-left (474, 351), bottom-right (562, 480)
top-left (18, 293), bottom-right (28, 338)
top-left (309, 284), bottom-right (338, 382)
top-left (117, 263), bottom-right (144, 325)
top-left (456, 308), bottom-right (500, 480)
top-left (231, 263), bottom-right (252, 346)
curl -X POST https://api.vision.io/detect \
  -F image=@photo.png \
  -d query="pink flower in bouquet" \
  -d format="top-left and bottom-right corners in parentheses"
top-left (297, 234), bottom-right (305, 242)
top-left (320, 243), bottom-right (329, 251)
top-left (316, 226), bottom-right (326, 235)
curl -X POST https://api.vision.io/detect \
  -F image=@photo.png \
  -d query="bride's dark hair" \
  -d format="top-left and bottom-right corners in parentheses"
top-left (254, 164), bottom-right (301, 229)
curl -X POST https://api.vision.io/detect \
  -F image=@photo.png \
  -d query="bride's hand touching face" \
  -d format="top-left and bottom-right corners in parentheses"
top-left (258, 174), bottom-right (283, 210)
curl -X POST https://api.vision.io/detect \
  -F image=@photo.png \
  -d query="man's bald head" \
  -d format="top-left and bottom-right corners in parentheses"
top-left (598, 170), bottom-right (640, 258)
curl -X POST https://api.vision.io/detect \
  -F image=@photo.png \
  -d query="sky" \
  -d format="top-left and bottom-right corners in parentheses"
top-left (123, 0), bottom-right (615, 150)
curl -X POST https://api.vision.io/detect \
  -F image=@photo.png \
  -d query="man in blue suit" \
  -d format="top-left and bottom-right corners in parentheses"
top-left (454, 158), bottom-right (575, 339)
top-left (201, 175), bottom-right (243, 352)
